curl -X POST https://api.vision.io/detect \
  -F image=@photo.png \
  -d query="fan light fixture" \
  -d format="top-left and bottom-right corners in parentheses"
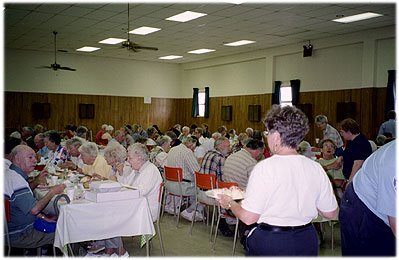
top-left (333, 12), bottom-right (383, 23)
top-left (166, 11), bottom-right (207, 22)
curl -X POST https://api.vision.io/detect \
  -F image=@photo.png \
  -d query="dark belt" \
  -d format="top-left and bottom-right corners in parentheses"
top-left (258, 222), bottom-right (312, 232)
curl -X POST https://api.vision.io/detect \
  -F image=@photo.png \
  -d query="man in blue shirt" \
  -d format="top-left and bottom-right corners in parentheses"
top-left (378, 110), bottom-right (396, 138)
top-left (339, 140), bottom-right (396, 256)
top-left (5, 145), bottom-right (65, 249)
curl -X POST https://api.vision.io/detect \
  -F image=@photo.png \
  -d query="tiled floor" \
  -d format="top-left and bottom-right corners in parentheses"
top-left (123, 213), bottom-right (342, 257)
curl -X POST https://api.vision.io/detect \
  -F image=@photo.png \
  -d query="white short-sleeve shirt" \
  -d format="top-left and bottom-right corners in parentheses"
top-left (242, 154), bottom-right (338, 226)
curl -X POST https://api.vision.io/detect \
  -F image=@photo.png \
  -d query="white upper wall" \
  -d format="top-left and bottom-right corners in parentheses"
top-left (5, 26), bottom-right (395, 98)
top-left (181, 26), bottom-right (395, 97)
top-left (5, 49), bottom-right (182, 98)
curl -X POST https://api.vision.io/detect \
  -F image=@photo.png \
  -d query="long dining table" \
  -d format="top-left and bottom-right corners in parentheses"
top-left (53, 196), bottom-right (155, 256)
top-left (54, 194), bottom-right (155, 255)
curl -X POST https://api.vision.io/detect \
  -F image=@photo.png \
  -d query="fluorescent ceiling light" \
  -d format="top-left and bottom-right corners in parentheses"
top-left (166, 11), bottom-right (207, 22)
top-left (224, 40), bottom-right (255, 46)
top-left (129, 26), bottom-right (161, 35)
top-left (99, 38), bottom-right (126, 44)
top-left (188, 49), bottom-right (215, 54)
top-left (159, 55), bottom-right (183, 60)
top-left (76, 46), bottom-right (100, 52)
top-left (333, 12), bottom-right (383, 23)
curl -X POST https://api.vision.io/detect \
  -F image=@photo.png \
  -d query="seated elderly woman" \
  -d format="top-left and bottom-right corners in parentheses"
top-left (125, 143), bottom-right (163, 222)
top-left (103, 141), bottom-right (131, 182)
top-left (78, 141), bottom-right (111, 180)
top-left (60, 137), bottom-right (85, 171)
top-left (317, 139), bottom-right (345, 190)
top-left (149, 135), bottom-right (172, 176)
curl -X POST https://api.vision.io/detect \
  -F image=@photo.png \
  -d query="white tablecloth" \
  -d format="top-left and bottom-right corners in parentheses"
top-left (54, 197), bottom-right (155, 250)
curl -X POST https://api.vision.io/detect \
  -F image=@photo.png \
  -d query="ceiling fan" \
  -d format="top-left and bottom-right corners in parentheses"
top-left (37, 31), bottom-right (76, 71)
top-left (121, 4), bottom-right (158, 52)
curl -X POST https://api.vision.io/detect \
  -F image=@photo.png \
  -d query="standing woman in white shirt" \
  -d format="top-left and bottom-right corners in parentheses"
top-left (217, 105), bottom-right (338, 256)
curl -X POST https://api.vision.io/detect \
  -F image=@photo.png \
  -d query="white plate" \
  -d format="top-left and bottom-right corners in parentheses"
top-left (205, 189), bottom-right (244, 200)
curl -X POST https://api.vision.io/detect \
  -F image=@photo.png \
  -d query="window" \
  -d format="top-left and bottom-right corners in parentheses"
top-left (280, 84), bottom-right (292, 107)
top-left (198, 90), bottom-right (206, 117)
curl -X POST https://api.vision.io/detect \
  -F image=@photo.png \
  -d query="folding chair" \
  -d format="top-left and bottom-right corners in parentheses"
top-left (147, 182), bottom-right (165, 256)
top-left (162, 166), bottom-right (192, 227)
top-left (212, 181), bottom-right (240, 256)
top-left (189, 172), bottom-right (218, 241)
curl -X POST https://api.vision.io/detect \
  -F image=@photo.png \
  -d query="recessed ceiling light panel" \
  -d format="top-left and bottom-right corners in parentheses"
top-left (99, 38), bottom-right (126, 44)
top-left (159, 55), bottom-right (183, 60)
top-left (129, 26), bottom-right (161, 35)
top-left (224, 40), bottom-right (255, 46)
top-left (332, 12), bottom-right (383, 23)
top-left (188, 49), bottom-right (215, 54)
top-left (76, 46), bottom-right (100, 52)
top-left (166, 11), bottom-right (207, 22)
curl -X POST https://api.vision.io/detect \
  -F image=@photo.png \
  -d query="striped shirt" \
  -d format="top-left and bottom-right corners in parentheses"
top-left (323, 124), bottom-right (344, 148)
top-left (222, 148), bottom-right (257, 189)
top-left (199, 150), bottom-right (227, 181)
top-left (5, 165), bottom-right (36, 241)
top-left (166, 144), bottom-right (199, 182)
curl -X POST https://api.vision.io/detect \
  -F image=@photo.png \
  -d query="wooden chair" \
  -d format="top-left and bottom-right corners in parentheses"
top-left (189, 172), bottom-right (218, 240)
top-left (162, 166), bottom-right (191, 227)
top-left (212, 181), bottom-right (240, 256)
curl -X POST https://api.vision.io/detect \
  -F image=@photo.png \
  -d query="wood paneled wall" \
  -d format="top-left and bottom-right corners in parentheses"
top-left (5, 87), bottom-right (386, 145)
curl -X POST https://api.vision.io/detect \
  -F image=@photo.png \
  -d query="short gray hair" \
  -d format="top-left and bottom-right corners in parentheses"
top-left (127, 143), bottom-right (149, 162)
top-left (156, 135), bottom-right (172, 147)
top-left (315, 115), bottom-right (328, 124)
top-left (214, 136), bottom-right (228, 150)
top-left (78, 141), bottom-right (98, 157)
top-left (104, 142), bottom-right (127, 163)
top-left (183, 136), bottom-right (197, 145)
top-left (66, 137), bottom-right (84, 148)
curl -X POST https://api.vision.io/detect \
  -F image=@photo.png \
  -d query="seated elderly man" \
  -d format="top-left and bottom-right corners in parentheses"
top-left (78, 141), bottom-right (111, 179)
top-left (223, 138), bottom-right (264, 190)
top-left (34, 133), bottom-right (49, 160)
top-left (44, 130), bottom-right (68, 166)
top-left (199, 136), bottom-right (231, 181)
top-left (165, 136), bottom-right (200, 214)
top-left (5, 145), bottom-right (65, 251)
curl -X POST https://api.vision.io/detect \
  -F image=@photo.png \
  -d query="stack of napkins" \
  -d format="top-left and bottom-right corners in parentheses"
top-left (85, 180), bottom-right (140, 202)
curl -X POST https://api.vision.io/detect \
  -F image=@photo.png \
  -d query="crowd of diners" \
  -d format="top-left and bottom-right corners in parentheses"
top-left (4, 107), bottom-right (396, 256)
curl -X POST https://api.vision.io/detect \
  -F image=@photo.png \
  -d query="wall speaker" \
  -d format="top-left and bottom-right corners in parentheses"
top-left (32, 102), bottom-right (51, 119)
top-left (248, 105), bottom-right (261, 122)
top-left (303, 44), bottom-right (313, 57)
top-left (79, 104), bottom-right (95, 119)
top-left (221, 105), bottom-right (232, 121)
top-left (336, 102), bottom-right (356, 122)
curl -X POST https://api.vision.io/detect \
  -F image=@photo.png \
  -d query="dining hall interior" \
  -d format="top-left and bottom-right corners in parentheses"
top-left (3, 0), bottom-right (396, 257)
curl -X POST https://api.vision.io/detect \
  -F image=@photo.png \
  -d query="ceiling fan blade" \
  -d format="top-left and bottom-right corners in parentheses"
top-left (59, 66), bottom-right (77, 71)
top-left (36, 65), bottom-right (53, 69)
top-left (134, 46), bottom-right (158, 51)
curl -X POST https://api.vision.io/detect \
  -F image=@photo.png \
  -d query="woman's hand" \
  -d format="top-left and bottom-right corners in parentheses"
top-left (216, 194), bottom-right (233, 209)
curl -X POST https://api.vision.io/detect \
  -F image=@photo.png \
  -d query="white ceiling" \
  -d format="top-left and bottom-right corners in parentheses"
top-left (4, 1), bottom-right (396, 64)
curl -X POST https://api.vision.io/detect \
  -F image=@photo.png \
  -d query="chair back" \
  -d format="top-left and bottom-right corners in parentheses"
top-left (216, 181), bottom-right (239, 189)
top-left (4, 198), bottom-right (10, 223)
top-left (195, 172), bottom-right (217, 190)
top-left (164, 166), bottom-right (183, 182)
top-left (155, 182), bottom-right (164, 223)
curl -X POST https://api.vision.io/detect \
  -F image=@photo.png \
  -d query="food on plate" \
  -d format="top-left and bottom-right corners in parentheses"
top-left (80, 176), bottom-right (91, 183)
top-left (206, 186), bottom-right (244, 200)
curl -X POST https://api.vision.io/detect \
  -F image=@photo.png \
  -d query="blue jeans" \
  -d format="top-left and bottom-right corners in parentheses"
top-left (339, 182), bottom-right (396, 256)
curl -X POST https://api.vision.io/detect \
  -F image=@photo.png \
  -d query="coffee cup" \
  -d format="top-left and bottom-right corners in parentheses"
top-left (66, 188), bottom-right (75, 201)
top-left (50, 176), bottom-right (58, 185)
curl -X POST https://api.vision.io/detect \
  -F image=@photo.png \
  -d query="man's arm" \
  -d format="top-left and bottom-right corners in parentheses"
top-left (30, 184), bottom-right (65, 215)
